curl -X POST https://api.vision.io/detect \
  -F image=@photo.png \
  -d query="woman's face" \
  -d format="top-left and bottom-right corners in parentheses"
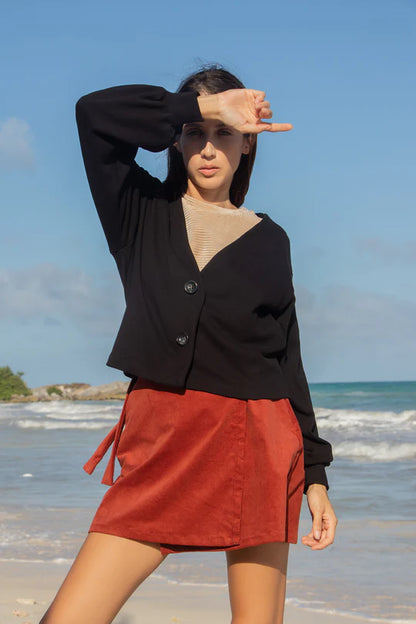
top-left (174, 119), bottom-right (250, 201)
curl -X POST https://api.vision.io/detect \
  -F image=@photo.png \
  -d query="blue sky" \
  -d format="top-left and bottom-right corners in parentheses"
top-left (0, 0), bottom-right (415, 388)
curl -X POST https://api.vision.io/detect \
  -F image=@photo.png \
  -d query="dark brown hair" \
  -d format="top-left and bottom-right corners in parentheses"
top-left (164, 64), bottom-right (257, 207)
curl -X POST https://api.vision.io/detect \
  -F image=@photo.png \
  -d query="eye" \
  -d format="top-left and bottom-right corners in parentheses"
top-left (218, 128), bottom-right (233, 136)
top-left (185, 128), bottom-right (203, 137)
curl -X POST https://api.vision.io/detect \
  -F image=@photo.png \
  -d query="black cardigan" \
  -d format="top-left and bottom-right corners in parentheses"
top-left (75, 84), bottom-right (333, 493)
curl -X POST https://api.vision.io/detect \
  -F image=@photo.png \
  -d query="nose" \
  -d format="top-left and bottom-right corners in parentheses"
top-left (201, 139), bottom-right (216, 158)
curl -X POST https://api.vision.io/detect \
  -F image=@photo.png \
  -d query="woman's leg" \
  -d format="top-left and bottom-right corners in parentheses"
top-left (226, 541), bottom-right (289, 624)
top-left (40, 532), bottom-right (168, 624)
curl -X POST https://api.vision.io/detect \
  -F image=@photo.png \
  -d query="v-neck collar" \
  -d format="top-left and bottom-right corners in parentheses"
top-left (170, 197), bottom-right (270, 276)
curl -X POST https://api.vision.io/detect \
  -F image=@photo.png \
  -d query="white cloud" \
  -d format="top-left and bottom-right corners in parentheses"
top-left (0, 117), bottom-right (35, 169)
top-left (355, 237), bottom-right (416, 264)
top-left (0, 264), bottom-right (123, 335)
top-left (296, 284), bottom-right (416, 382)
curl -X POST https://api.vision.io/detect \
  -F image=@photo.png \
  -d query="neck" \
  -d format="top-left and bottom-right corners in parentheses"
top-left (185, 181), bottom-right (235, 209)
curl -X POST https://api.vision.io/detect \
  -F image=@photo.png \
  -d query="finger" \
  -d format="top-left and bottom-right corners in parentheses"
top-left (302, 534), bottom-right (326, 549)
top-left (241, 122), bottom-right (293, 134)
top-left (257, 107), bottom-right (273, 120)
top-left (309, 532), bottom-right (334, 550)
top-left (252, 90), bottom-right (266, 102)
top-left (312, 515), bottom-right (323, 541)
top-left (301, 530), bottom-right (316, 546)
top-left (303, 523), bottom-right (336, 550)
top-left (323, 516), bottom-right (337, 544)
top-left (264, 122), bottom-right (293, 132)
top-left (301, 535), bottom-right (315, 547)
top-left (301, 525), bottom-right (326, 546)
top-left (257, 109), bottom-right (272, 120)
top-left (255, 100), bottom-right (271, 111)
top-left (247, 122), bottom-right (293, 133)
top-left (301, 528), bottom-right (322, 543)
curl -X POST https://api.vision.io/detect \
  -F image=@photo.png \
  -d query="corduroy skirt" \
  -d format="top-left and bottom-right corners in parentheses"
top-left (83, 376), bottom-right (305, 556)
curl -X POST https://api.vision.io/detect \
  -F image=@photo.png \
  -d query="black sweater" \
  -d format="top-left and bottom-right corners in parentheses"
top-left (75, 84), bottom-right (333, 493)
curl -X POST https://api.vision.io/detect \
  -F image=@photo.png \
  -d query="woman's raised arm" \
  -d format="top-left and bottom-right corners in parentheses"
top-left (75, 85), bottom-right (203, 253)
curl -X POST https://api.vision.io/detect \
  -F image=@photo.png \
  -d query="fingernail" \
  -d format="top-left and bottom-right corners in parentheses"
top-left (314, 531), bottom-right (321, 540)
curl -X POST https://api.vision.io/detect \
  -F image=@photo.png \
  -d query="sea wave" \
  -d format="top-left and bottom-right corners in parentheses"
top-left (332, 441), bottom-right (416, 461)
top-left (316, 408), bottom-right (416, 432)
top-left (16, 419), bottom-right (115, 430)
top-left (27, 401), bottom-right (120, 415)
top-left (1, 400), bottom-right (121, 429)
top-left (35, 411), bottom-right (116, 421)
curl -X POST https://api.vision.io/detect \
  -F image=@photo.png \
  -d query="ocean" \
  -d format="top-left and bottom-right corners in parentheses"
top-left (0, 380), bottom-right (415, 622)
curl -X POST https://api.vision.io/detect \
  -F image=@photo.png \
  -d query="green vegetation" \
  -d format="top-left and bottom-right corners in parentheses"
top-left (47, 385), bottom-right (63, 397)
top-left (0, 366), bottom-right (32, 401)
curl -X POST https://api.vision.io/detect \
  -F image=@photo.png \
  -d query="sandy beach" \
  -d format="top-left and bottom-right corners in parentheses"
top-left (0, 560), bottom-right (387, 624)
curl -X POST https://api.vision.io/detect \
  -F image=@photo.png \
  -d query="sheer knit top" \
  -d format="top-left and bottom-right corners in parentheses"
top-left (181, 194), bottom-right (263, 271)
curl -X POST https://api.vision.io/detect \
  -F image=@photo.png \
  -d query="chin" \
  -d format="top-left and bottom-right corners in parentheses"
top-left (193, 176), bottom-right (229, 191)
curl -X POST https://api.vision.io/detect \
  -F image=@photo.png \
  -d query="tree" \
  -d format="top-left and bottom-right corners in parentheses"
top-left (47, 385), bottom-right (63, 397)
top-left (0, 366), bottom-right (32, 400)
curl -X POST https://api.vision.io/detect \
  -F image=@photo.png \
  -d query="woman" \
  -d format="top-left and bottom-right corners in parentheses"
top-left (40, 65), bottom-right (337, 624)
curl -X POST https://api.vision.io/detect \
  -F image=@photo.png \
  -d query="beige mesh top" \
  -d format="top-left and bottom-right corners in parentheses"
top-left (181, 193), bottom-right (263, 271)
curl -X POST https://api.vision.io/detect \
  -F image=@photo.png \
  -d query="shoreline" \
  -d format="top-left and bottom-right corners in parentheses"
top-left (0, 560), bottom-right (413, 624)
top-left (3, 381), bottom-right (129, 403)
top-left (5, 378), bottom-right (416, 404)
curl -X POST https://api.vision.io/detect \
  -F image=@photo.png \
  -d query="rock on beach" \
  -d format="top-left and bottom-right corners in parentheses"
top-left (8, 381), bottom-right (130, 402)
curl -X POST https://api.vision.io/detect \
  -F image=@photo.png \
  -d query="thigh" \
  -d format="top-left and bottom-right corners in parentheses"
top-left (226, 541), bottom-right (289, 624)
top-left (40, 532), bottom-right (168, 624)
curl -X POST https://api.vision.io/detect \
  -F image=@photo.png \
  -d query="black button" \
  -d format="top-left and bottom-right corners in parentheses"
top-left (176, 332), bottom-right (189, 346)
top-left (184, 280), bottom-right (198, 294)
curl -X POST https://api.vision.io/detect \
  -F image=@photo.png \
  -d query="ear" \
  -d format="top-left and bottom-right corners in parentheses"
top-left (173, 138), bottom-right (182, 153)
top-left (242, 135), bottom-right (251, 155)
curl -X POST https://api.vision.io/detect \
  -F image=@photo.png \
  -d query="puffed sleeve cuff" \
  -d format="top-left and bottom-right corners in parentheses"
top-left (165, 91), bottom-right (204, 133)
top-left (303, 464), bottom-right (329, 494)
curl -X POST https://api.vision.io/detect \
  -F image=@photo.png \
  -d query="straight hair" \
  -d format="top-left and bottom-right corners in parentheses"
top-left (164, 64), bottom-right (257, 207)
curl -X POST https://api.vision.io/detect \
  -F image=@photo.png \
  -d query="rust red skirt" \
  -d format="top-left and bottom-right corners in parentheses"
top-left (83, 377), bottom-right (305, 556)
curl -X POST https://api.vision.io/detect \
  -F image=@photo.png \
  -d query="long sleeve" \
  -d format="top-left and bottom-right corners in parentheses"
top-left (281, 303), bottom-right (333, 493)
top-left (75, 85), bottom-right (203, 253)
top-left (279, 239), bottom-right (333, 494)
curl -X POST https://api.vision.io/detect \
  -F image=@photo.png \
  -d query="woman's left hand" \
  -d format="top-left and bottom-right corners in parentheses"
top-left (301, 483), bottom-right (338, 550)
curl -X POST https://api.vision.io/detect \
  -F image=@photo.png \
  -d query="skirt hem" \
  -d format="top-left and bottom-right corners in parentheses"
top-left (88, 524), bottom-right (299, 554)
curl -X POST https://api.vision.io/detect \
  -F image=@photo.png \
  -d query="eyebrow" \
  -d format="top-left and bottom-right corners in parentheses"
top-left (184, 121), bottom-right (230, 129)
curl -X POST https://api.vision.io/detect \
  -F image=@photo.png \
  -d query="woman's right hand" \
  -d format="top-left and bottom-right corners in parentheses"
top-left (198, 89), bottom-right (293, 135)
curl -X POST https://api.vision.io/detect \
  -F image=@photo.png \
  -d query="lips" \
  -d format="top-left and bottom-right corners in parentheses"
top-left (198, 166), bottom-right (219, 176)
